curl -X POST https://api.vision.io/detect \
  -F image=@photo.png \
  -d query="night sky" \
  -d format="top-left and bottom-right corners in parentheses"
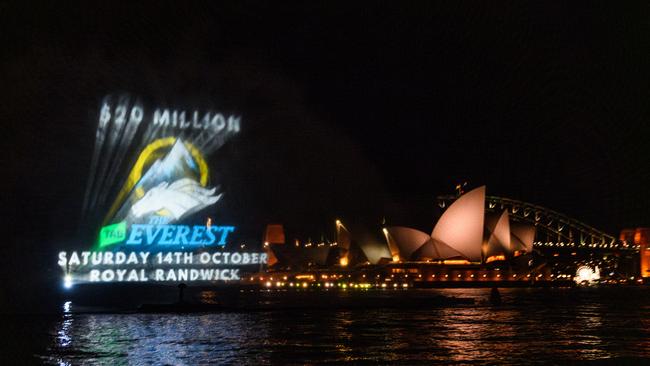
top-left (2, 2), bottom-right (650, 308)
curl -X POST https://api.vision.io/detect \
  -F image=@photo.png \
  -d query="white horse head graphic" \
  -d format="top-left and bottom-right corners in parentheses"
top-left (130, 178), bottom-right (221, 221)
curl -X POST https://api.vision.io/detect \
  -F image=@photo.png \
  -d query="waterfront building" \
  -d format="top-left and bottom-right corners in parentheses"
top-left (260, 186), bottom-right (638, 285)
top-left (620, 228), bottom-right (650, 278)
top-left (265, 186), bottom-right (535, 269)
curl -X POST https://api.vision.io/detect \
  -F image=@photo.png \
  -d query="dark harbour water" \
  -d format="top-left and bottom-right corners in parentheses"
top-left (3, 287), bottom-right (650, 365)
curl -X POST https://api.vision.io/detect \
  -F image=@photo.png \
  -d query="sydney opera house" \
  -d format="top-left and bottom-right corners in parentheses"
top-left (384, 186), bottom-right (534, 264)
top-left (259, 186), bottom-right (556, 286)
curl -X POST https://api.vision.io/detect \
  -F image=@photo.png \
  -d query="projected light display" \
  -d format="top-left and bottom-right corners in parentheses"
top-left (59, 94), bottom-right (266, 287)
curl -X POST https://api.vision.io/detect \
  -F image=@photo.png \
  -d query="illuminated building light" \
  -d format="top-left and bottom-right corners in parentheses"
top-left (393, 283), bottom-right (398, 287)
top-left (339, 257), bottom-right (348, 267)
top-left (512, 274), bottom-right (517, 278)
top-left (443, 259), bottom-right (471, 265)
top-left (496, 274), bottom-right (501, 278)
top-left (402, 283), bottom-right (408, 288)
top-left (63, 275), bottom-right (73, 289)
top-left (485, 255), bottom-right (506, 263)
top-left (265, 281), bottom-right (272, 287)
top-left (276, 282), bottom-right (282, 287)
top-left (302, 282), bottom-right (308, 288)
top-left (470, 274), bottom-right (475, 278)
top-left (457, 274), bottom-right (461, 278)
top-left (296, 274), bottom-right (314, 280)
top-left (444, 274), bottom-right (449, 278)
top-left (575, 266), bottom-right (600, 284)
top-left (483, 274), bottom-right (487, 278)
top-left (381, 283), bottom-right (387, 288)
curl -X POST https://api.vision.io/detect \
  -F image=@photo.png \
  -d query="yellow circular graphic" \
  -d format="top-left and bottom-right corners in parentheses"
top-left (103, 137), bottom-right (209, 224)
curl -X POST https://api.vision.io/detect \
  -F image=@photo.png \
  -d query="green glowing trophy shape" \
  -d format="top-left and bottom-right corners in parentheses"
top-left (99, 221), bottom-right (127, 248)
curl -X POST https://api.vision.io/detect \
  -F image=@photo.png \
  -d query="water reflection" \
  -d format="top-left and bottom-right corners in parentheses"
top-left (56, 303), bottom-right (73, 349)
top-left (43, 288), bottom-right (650, 365)
top-left (47, 312), bottom-right (271, 364)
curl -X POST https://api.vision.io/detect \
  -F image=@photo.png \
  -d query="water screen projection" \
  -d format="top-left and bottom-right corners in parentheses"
top-left (59, 94), bottom-right (267, 287)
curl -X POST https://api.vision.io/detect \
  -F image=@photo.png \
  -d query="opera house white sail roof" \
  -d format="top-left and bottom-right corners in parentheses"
top-left (484, 210), bottom-right (511, 260)
top-left (431, 185), bottom-right (486, 262)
